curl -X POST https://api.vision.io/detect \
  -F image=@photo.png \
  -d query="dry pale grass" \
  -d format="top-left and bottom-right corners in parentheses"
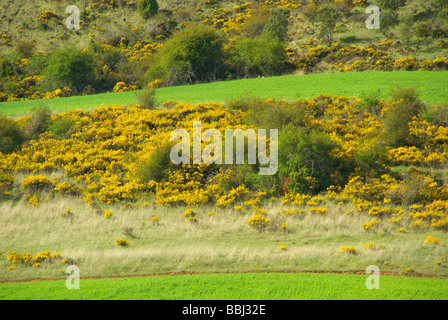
top-left (1, 196), bottom-right (447, 281)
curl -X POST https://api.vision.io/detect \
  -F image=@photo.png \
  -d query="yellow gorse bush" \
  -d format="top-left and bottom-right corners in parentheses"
top-left (6, 250), bottom-right (64, 267)
top-left (183, 208), bottom-right (195, 218)
top-left (247, 214), bottom-right (270, 232)
top-left (115, 238), bottom-right (129, 246)
top-left (424, 234), bottom-right (441, 245)
top-left (104, 210), bottom-right (113, 219)
top-left (22, 175), bottom-right (53, 191)
top-left (338, 246), bottom-right (357, 254)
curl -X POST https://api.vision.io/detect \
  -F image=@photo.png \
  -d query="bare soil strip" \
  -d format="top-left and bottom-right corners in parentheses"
top-left (2, 269), bottom-right (447, 284)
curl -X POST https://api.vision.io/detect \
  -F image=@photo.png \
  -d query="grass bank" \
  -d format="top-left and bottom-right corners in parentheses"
top-left (1, 71), bottom-right (447, 117)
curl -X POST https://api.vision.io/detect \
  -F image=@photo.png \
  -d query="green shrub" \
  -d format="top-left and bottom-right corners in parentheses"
top-left (135, 143), bottom-right (173, 182)
top-left (0, 116), bottom-right (26, 154)
top-left (434, 0), bottom-right (448, 6)
top-left (0, 172), bottom-right (14, 198)
top-left (48, 117), bottom-right (76, 138)
top-left (263, 8), bottom-right (289, 42)
top-left (118, 59), bottom-right (149, 86)
top-left (279, 126), bottom-right (344, 194)
top-left (14, 38), bottom-right (36, 58)
top-left (232, 34), bottom-right (287, 78)
top-left (96, 46), bottom-right (124, 71)
top-left (3, 81), bottom-right (20, 95)
top-left (380, 10), bottom-right (399, 37)
top-left (239, 11), bottom-right (270, 38)
top-left (37, 21), bottom-right (49, 31)
top-left (136, 88), bottom-right (157, 109)
top-left (227, 98), bottom-right (305, 131)
top-left (383, 87), bottom-right (426, 147)
top-left (24, 105), bottom-right (52, 140)
top-left (315, 5), bottom-right (340, 45)
top-left (138, 0), bottom-right (159, 20)
top-left (25, 54), bottom-right (49, 78)
top-left (354, 143), bottom-right (390, 177)
top-left (146, 24), bottom-right (226, 85)
top-left (376, 0), bottom-right (406, 10)
top-left (358, 90), bottom-right (381, 114)
top-left (421, 104), bottom-right (448, 127)
top-left (0, 59), bottom-right (15, 78)
top-left (40, 47), bottom-right (95, 93)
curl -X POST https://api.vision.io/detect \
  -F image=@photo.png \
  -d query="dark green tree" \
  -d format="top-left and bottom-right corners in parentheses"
top-left (146, 24), bottom-right (226, 85)
top-left (232, 34), bottom-right (287, 77)
top-left (138, 0), bottom-right (159, 20)
top-left (263, 9), bottom-right (289, 42)
top-left (315, 5), bottom-right (340, 45)
top-left (376, 0), bottom-right (406, 10)
top-left (0, 116), bottom-right (26, 154)
top-left (41, 47), bottom-right (95, 93)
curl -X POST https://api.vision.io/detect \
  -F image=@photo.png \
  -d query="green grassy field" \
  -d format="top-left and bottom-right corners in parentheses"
top-left (1, 272), bottom-right (447, 300)
top-left (1, 71), bottom-right (447, 117)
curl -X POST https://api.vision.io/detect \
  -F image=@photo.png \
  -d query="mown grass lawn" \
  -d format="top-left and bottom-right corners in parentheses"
top-left (1, 272), bottom-right (447, 300)
top-left (1, 71), bottom-right (447, 117)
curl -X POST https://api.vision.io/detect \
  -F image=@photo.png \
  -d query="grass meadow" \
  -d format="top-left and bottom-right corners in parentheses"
top-left (1, 272), bottom-right (447, 300)
top-left (1, 71), bottom-right (448, 118)
top-left (1, 194), bottom-right (447, 284)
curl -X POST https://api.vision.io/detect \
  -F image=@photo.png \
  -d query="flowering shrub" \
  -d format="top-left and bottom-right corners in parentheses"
top-left (338, 246), bottom-right (357, 254)
top-left (115, 238), bottom-right (130, 246)
top-left (183, 208), bottom-right (195, 218)
top-left (6, 250), bottom-right (64, 267)
top-left (309, 206), bottom-right (328, 214)
top-left (54, 182), bottom-right (81, 196)
top-left (247, 214), bottom-right (270, 232)
top-left (362, 219), bottom-right (382, 231)
top-left (393, 58), bottom-right (419, 70)
top-left (363, 242), bottom-right (385, 250)
top-left (151, 215), bottom-right (159, 225)
top-left (424, 234), bottom-right (441, 245)
top-left (0, 173), bottom-right (13, 197)
top-left (26, 194), bottom-right (41, 206)
top-left (61, 208), bottom-right (73, 218)
top-left (40, 10), bottom-right (59, 23)
top-left (104, 210), bottom-right (113, 219)
top-left (188, 217), bottom-right (198, 224)
top-left (113, 81), bottom-right (139, 93)
top-left (22, 175), bottom-right (53, 191)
